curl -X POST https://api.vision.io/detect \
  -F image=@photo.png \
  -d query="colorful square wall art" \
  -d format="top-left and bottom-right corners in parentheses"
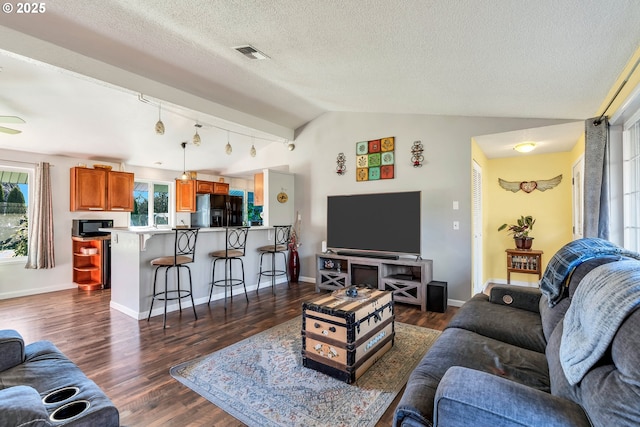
top-left (356, 137), bottom-right (395, 181)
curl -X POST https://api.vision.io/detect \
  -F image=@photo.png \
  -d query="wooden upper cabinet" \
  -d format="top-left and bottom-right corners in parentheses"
top-left (196, 180), bottom-right (214, 194)
top-left (213, 182), bottom-right (229, 195)
top-left (107, 171), bottom-right (134, 211)
top-left (71, 167), bottom-right (107, 211)
top-left (254, 173), bottom-right (264, 206)
top-left (176, 179), bottom-right (196, 212)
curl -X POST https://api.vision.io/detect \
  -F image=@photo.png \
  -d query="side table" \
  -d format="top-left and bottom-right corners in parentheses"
top-left (506, 249), bottom-right (543, 284)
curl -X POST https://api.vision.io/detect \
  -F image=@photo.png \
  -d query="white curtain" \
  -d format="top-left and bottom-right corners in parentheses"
top-left (25, 162), bottom-right (55, 269)
top-left (583, 117), bottom-right (610, 239)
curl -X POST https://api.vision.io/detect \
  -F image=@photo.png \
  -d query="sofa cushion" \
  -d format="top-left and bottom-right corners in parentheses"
top-left (446, 293), bottom-right (546, 353)
top-left (545, 321), bottom-right (579, 402)
top-left (0, 385), bottom-right (51, 427)
top-left (579, 308), bottom-right (640, 427)
top-left (0, 329), bottom-right (25, 373)
top-left (395, 327), bottom-right (549, 426)
top-left (489, 285), bottom-right (541, 313)
top-left (539, 295), bottom-right (570, 342)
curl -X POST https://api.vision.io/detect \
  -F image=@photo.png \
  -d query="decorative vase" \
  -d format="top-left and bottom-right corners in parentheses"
top-left (515, 237), bottom-right (534, 250)
top-left (288, 243), bottom-right (300, 282)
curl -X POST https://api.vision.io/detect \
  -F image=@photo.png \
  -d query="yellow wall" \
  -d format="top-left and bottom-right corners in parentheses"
top-left (485, 152), bottom-right (574, 284)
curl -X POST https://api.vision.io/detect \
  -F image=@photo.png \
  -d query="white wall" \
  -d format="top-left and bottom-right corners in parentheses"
top-left (245, 112), bottom-right (572, 303)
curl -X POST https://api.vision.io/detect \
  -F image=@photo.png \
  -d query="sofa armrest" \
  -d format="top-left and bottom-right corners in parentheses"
top-left (0, 385), bottom-right (50, 427)
top-left (0, 329), bottom-right (25, 372)
top-left (434, 367), bottom-right (590, 427)
top-left (489, 285), bottom-right (541, 313)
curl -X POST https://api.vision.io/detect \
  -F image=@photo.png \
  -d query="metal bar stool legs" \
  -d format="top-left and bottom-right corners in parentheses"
top-left (256, 225), bottom-right (292, 295)
top-left (147, 228), bottom-right (199, 329)
top-left (208, 227), bottom-right (250, 309)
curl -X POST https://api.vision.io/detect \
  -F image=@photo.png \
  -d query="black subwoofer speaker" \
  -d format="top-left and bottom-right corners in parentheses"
top-left (427, 281), bottom-right (448, 313)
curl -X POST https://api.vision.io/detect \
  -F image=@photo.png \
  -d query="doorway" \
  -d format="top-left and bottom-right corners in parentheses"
top-left (472, 160), bottom-right (483, 294)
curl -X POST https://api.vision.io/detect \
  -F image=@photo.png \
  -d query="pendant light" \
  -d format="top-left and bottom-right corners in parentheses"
top-left (155, 104), bottom-right (165, 135)
top-left (225, 130), bottom-right (232, 155)
top-left (250, 137), bottom-right (257, 158)
top-left (193, 123), bottom-right (202, 146)
top-left (180, 142), bottom-right (189, 181)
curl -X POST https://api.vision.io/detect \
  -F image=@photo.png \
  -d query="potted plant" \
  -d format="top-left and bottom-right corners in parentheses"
top-left (498, 215), bottom-right (535, 249)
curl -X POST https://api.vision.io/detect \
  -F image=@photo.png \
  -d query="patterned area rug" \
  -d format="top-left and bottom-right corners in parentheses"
top-left (170, 317), bottom-right (440, 427)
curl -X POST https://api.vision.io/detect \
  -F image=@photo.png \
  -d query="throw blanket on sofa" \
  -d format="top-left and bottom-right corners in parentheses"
top-left (560, 259), bottom-right (640, 385)
top-left (540, 238), bottom-right (640, 307)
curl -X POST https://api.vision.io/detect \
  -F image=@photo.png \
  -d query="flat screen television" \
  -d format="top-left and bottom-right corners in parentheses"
top-left (327, 191), bottom-right (421, 257)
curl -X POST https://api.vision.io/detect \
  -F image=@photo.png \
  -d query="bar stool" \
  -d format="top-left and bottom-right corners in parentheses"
top-left (209, 226), bottom-right (250, 309)
top-left (256, 225), bottom-right (291, 294)
top-left (147, 228), bottom-right (199, 329)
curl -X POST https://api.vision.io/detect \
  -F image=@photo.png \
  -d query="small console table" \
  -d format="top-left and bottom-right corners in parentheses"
top-left (505, 249), bottom-right (543, 284)
top-left (316, 253), bottom-right (433, 311)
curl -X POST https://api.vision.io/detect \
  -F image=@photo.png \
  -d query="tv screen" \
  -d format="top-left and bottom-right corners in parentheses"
top-left (327, 191), bottom-right (421, 256)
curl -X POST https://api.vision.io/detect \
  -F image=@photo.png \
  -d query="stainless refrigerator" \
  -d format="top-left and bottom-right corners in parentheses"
top-left (191, 194), bottom-right (211, 227)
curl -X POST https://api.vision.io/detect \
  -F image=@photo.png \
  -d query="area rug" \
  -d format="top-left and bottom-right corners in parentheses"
top-left (170, 317), bottom-right (440, 427)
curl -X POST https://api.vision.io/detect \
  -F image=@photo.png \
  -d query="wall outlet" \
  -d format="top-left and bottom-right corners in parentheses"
top-left (453, 221), bottom-right (460, 230)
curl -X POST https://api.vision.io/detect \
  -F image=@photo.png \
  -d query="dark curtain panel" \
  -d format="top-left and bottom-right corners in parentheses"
top-left (583, 117), bottom-right (610, 239)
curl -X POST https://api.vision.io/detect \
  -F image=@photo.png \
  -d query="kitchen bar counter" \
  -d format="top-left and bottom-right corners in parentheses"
top-left (101, 226), bottom-right (281, 320)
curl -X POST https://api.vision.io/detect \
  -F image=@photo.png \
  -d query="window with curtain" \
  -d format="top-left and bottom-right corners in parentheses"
top-left (0, 166), bottom-right (29, 262)
top-left (623, 108), bottom-right (640, 251)
top-left (130, 180), bottom-right (171, 227)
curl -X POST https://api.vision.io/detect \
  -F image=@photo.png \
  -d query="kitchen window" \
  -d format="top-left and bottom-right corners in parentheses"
top-left (130, 180), bottom-right (172, 227)
top-left (0, 165), bottom-right (30, 262)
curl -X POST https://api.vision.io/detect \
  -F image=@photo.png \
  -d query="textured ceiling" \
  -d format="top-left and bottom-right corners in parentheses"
top-left (0, 0), bottom-right (639, 171)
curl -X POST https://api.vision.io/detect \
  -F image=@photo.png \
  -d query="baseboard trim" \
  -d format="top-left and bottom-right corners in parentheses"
top-left (0, 283), bottom-right (76, 300)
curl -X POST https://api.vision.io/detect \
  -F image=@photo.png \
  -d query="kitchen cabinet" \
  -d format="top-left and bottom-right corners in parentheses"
top-left (254, 172), bottom-right (264, 206)
top-left (176, 179), bottom-right (196, 212)
top-left (70, 167), bottom-right (107, 211)
top-left (196, 180), bottom-right (214, 194)
top-left (70, 167), bottom-right (134, 211)
top-left (213, 182), bottom-right (229, 195)
top-left (107, 171), bottom-right (134, 211)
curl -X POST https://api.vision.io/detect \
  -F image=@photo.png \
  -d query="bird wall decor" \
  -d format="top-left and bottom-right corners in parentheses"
top-left (498, 174), bottom-right (562, 193)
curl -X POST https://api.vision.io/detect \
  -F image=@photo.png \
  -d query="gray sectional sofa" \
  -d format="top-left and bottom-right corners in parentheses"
top-left (0, 330), bottom-right (119, 427)
top-left (394, 238), bottom-right (640, 427)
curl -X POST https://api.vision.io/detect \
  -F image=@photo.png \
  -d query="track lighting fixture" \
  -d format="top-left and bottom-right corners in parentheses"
top-left (225, 130), bottom-right (232, 155)
top-left (193, 123), bottom-right (202, 146)
top-left (155, 104), bottom-right (165, 135)
top-left (287, 142), bottom-right (295, 151)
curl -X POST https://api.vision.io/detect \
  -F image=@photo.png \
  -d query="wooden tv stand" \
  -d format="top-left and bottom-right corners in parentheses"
top-left (316, 252), bottom-right (433, 311)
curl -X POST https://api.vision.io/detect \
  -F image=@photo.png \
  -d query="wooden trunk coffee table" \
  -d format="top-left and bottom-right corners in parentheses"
top-left (301, 287), bottom-right (395, 384)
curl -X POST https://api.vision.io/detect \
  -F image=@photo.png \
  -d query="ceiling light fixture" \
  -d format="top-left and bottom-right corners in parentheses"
top-left (180, 142), bottom-right (189, 181)
top-left (155, 104), bottom-right (165, 135)
top-left (225, 130), bottom-right (232, 155)
top-left (193, 123), bottom-right (202, 146)
top-left (514, 142), bottom-right (536, 153)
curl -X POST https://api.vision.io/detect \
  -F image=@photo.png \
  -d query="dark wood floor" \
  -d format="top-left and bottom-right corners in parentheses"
top-left (0, 282), bottom-right (458, 426)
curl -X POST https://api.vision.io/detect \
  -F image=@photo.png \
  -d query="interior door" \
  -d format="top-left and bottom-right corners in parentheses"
top-left (572, 155), bottom-right (585, 240)
top-left (472, 161), bottom-right (483, 294)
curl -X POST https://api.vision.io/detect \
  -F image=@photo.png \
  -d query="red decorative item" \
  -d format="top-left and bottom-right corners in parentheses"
top-left (288, 243), bottom-right (300, 282)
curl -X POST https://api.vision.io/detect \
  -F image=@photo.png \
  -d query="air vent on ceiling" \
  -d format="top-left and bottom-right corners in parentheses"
top-left (234, 45), bottom-right (270, 60)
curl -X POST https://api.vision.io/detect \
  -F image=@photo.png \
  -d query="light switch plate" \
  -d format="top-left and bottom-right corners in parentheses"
top-left (453, 201), bottom-right (459, 210)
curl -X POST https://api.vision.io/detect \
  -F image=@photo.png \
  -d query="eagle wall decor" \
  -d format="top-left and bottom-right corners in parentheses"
top-left (498, 174), bottom-right (562, 193)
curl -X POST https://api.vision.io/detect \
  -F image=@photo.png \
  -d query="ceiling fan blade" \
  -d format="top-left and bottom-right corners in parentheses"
top-left (0, 126), bottom-right (21, 135)
top-left (0, 116), bottom-right (25, 124)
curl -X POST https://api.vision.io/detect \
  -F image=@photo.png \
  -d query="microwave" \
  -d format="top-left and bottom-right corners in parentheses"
top-left (72, 219), bottom-right (113, 237)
